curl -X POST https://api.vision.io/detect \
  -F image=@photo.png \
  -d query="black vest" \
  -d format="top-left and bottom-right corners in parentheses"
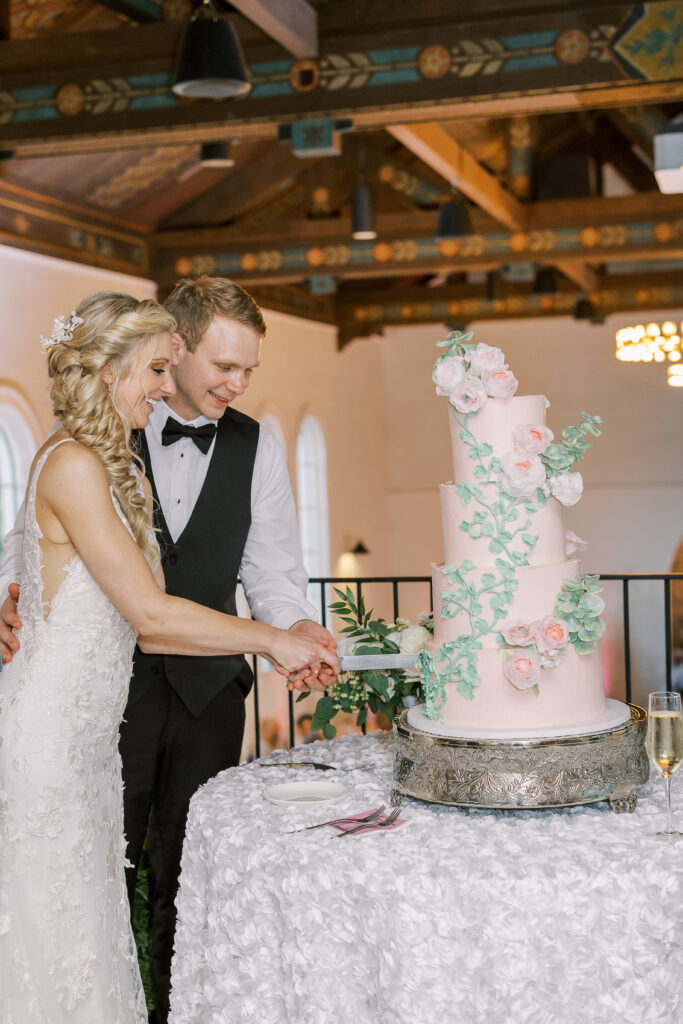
top-left (129, 408), bottom-right (259, 717)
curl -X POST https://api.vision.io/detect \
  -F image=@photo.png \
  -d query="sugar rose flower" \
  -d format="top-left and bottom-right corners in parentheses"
top-left (450, 376), bottom-right (488, 415)
top-left (550, 471), bottom-right (583, 507)
top-left (536, 616), bottom-right (569, 654)
top-left (503, 650), bottom-right (541, 690)
top-left (501, 618), bottom-right (537, 647)
top-left (398, 625), bottom-right (431, 654)
top-left (433, 355), bottom-right (466, 396)
top-left (565, 529), bottom-right (589, 556)
top-left (513, 423), bottom-right (554, 456)
top-left (483, 368), bottom-right (518, 399)
top-left (465, 342), bottom-right (506, 376)
top-left (500, 451), bottom-right (546, 498)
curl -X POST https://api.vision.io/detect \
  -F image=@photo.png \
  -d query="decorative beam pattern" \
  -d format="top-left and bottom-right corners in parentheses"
top-left (1, 4), bottom-right (682, 154)
top-left (0, 181), bottom-right (148, 273)
top-left (335, 273), bottom-right (683, 347)
top-left (151, 194), bottom-right (683, 288)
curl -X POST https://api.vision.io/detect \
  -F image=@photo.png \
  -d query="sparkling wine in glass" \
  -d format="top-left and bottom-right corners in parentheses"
top-left (647, 691), bottom-right (683, 836)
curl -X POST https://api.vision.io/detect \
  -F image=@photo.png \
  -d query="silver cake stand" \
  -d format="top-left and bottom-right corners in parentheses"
top-left (391, 703), bottom-right (649, 813)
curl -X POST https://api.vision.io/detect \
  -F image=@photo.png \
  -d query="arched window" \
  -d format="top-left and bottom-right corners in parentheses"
top-left (0, 398), bottom-right (37, 545)
top-left (296, 415), bottom-right (330, 611)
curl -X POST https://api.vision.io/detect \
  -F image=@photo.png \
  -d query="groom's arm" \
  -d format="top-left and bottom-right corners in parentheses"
top-left (238, 424), bottom-right (322, 631)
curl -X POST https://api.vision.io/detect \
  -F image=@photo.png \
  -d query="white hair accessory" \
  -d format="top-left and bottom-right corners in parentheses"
top-left (40, 310), bottom-right (85, 352)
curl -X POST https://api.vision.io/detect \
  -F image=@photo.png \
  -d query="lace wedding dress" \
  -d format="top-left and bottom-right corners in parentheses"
top-left (0, 439), bottom-right (148, 1023)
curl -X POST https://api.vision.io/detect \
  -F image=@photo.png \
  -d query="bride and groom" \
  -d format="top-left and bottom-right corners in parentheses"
top-left (0, 277), bottom-right (338, 1023)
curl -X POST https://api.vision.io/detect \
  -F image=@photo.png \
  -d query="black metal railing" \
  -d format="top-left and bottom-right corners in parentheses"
top-left (247, 572), bottom-right (683, 757)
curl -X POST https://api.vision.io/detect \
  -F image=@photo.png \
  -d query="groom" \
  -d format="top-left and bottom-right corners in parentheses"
top-left (0, 276), bottom-right (336, 1023)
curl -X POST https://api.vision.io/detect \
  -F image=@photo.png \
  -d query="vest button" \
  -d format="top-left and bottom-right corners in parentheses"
top-left (168, 553), bottom-right (177, 566)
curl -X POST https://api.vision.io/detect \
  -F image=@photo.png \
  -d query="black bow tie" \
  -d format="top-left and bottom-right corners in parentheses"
top-left (161, 417), bottom-right (217, 455)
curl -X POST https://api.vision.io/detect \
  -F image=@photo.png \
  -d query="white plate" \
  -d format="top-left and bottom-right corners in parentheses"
top-left (263, 781), bottom-right (350, 806)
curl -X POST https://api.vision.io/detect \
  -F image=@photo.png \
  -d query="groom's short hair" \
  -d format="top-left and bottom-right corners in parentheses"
top-left (165, 276), bottom-right (266, 353)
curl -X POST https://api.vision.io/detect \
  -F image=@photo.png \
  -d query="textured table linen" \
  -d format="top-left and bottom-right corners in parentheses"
top-left (169, 731), bottom-right (683, 1024)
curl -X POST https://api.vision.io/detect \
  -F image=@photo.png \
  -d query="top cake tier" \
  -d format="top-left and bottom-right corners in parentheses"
top-left (450, 394), bottom-right (546, 487)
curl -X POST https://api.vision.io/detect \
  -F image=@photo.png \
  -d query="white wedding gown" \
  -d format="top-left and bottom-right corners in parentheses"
top-left (0, 439), bottom-right (148, 1023)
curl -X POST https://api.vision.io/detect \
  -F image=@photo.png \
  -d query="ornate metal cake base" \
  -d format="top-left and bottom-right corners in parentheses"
top-left (392, 703), bottom-right (649, 812)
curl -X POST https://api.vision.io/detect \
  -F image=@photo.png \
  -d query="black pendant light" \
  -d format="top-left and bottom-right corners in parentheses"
top-left (532, 266), bottom-right (558, 295)
top-left (351, 184), bottom-right (377, 240)
top-left (200, 141), bottom-right (235, 166)
top-left (435, 196), bottom-right (472, 240)
top-left (173, 0), bottom-right (251, 100)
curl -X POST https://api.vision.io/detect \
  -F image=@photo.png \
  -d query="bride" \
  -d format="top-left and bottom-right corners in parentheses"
top-left (0, 292), bottom-right (337, 1024)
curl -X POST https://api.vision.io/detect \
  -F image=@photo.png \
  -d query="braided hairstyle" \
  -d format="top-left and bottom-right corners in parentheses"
top-left (46, 291), bottom-right (176, 566)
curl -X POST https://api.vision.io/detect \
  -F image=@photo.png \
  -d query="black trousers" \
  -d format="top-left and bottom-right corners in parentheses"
top-left (119, 668), bottom-right (247, 1023)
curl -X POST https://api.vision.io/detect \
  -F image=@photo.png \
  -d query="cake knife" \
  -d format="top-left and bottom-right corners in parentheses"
top-left (338, 653), bottom-right (419, 671)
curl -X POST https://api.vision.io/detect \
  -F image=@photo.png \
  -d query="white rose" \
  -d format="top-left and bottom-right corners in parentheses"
top-left (550, 471), bottom-right (583, 507)
top-left (465, 342), bottom-right (506, 376)
top-left (565, 529), bottom-right (589, 556)
top-left (482, 367), bottom-right (518, 399)
top-left (513, 423), bottom-right (554, 456)
top-left (450, 376), bottom-right (488, 414)
top-left (500, 451), bottom-right (546, 498)
top-left (385, 630), bottom-right (402, 647)
top-left (433, 355), bottom-right (466, 396)
top-left (398, 626), bottom-right (431, 654)
top-left (336, 636), bottom-right (358, 657)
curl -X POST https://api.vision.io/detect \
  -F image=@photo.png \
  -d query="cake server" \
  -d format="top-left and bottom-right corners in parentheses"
top-left (338, 654), bottom-right (419, 671)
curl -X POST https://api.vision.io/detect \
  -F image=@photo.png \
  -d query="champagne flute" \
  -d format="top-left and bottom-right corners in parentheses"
top-left (646, 691), bottom-right (683, 836)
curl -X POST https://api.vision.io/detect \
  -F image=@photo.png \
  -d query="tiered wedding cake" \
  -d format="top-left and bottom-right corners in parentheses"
top-left (411, 330), bottom-right (617, 738)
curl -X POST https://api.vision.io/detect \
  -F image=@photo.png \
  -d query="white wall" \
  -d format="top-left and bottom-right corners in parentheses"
top-left (0, 244), bottom-right (157, 446)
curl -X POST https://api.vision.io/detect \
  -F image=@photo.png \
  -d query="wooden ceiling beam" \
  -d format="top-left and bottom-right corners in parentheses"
top-left (230, 0), bottom-right (317, 58)
top-left (149, 191), bottom-right (683, 289)
top-left (2, 3), bottom-right (682, 155)
top-left (94, 0), bottom-right (161, 24)
top-left (334, 270), bottom-right (683, 343)
top-left (386, 124), bottom-right (602, 291)
top-left (387, 122), bottom-right (524, 231)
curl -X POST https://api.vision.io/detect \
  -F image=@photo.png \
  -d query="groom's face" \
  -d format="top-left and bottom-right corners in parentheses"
top-left (169, 315), bottom-right (262, 421)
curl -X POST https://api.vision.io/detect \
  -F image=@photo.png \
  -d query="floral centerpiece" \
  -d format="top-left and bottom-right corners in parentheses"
top-left (300, 587), bottom-right (433, 739)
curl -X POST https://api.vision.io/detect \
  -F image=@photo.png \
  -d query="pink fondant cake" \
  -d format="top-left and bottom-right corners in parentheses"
top-left (417, 332), bottom-right (606, 735)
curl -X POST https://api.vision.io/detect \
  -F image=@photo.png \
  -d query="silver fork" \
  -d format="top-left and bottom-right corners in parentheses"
top-left (283, 805), bottom-right (386, 835)
top-left (337, 805), bottom-right (403, 837)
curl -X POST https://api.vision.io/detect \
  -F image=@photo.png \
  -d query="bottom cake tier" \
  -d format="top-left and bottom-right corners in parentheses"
top-left (422, 639), bottom-right (607, 733)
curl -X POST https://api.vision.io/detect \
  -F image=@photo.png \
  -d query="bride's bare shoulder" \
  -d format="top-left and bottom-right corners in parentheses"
top-left (36, 435), bottom-right (107, 492)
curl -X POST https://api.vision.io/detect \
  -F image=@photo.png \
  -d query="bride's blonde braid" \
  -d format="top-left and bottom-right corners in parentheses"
top-left (46, 292), bottom-right (176, 567)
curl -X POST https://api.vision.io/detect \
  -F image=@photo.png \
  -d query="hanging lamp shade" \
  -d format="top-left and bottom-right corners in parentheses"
top-left (351, 185), bottom-right (377, 240)
top-left (532, 266), bottom-right (558, 295)
top-left (435, 198), bottom-right (472, 239)
top-left (173, 1), bottom-right (251, 100)
top-left (200, 141), bottom-right (235, 166)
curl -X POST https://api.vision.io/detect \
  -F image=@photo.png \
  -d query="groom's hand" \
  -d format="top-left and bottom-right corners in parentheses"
top-left (287, 619), bottom-right (337, 692)
top-left (0, 583), bottom-right (22, 664)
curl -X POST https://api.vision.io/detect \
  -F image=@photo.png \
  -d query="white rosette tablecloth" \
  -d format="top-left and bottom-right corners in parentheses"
top-left (169, 732), bottom-right (683, 1024)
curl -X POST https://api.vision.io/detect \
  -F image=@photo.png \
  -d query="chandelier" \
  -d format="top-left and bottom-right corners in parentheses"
top-left (615, 321), bottom-right (683, 387)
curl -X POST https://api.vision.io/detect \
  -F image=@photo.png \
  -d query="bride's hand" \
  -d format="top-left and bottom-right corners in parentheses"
top-left (264, 630), bottom-right (339, 690)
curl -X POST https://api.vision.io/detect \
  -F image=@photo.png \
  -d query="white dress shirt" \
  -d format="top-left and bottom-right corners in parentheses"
top-left (0, 403), bottom-right (317, 630)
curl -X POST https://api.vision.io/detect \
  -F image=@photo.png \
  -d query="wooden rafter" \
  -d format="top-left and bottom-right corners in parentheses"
top-left (230, 0), bottom-right (317, 58)
top-left (388, 123), bottom-right (598, 291)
